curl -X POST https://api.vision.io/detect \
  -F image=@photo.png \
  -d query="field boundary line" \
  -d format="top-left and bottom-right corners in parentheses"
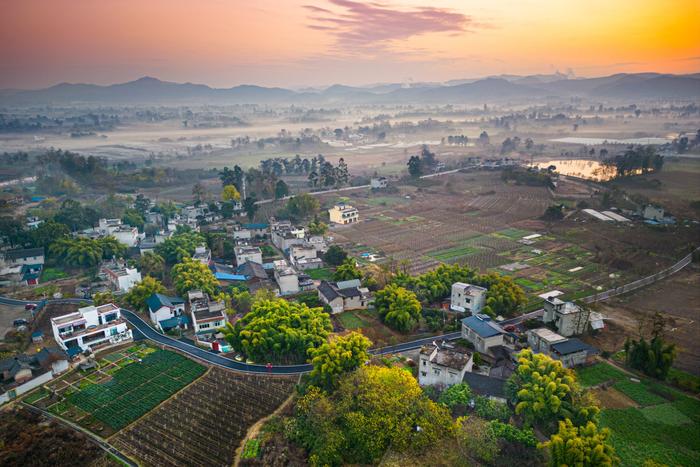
top-left (580, 247), bottom-right (699, 304)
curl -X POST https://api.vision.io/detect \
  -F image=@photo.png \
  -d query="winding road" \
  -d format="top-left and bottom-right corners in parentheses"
top-left (1, 295), bottom-right (488, 375)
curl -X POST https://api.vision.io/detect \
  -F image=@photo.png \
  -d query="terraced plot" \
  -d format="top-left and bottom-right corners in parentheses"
top-left (111, 367), bottom-right (296, 467)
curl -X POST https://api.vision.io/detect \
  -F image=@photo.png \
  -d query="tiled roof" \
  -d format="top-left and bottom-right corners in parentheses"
top-left (462, 372), bottom-right (507, 399)
top-left (462, 314), bottom-right (504, 338)
top-left (146, 293), bottom-right (185, 311)
top-left (550, 338), bottom-right (597, 356)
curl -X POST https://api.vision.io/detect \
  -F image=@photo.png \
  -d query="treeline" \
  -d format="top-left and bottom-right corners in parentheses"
top-left (603, 145), bottom-right (664, 178)
top-left (219, 155), bottom-right (351, 200)
top-left (501, 167), bottom-right (554, 188)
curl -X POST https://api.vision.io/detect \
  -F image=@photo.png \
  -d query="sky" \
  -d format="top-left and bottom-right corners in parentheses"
top-left (1, 0), bottom-right (699, 89)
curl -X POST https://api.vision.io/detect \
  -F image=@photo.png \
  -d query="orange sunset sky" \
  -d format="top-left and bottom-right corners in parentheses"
top-left (1, 0), bottom-right (699, 89)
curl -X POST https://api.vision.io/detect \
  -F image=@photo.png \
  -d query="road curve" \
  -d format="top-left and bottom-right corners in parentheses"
top-left (1, 295), bottom-right (465, 374)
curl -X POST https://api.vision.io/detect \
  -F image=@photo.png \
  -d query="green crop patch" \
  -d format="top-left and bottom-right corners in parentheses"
top-left (576, 362), bottom-right (627, 387)
top-left (62, 349), bottom-right (205, 431)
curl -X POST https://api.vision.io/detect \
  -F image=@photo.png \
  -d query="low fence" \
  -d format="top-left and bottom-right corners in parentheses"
top-left (581, 247), bottom-right (698, 304)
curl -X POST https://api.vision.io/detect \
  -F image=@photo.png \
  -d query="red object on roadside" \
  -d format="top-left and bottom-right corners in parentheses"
top-left (266, 362), bottom-right (273, 373)
top-left (25, 303), bottom-right (37, 311)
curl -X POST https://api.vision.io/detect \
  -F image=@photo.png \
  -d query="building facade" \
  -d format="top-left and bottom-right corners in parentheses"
top-left (51, 304), bottom-right (132, 353)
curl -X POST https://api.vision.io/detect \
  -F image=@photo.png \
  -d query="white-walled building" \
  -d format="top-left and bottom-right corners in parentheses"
top-left (371, 177), bottom-right (388, 189)
top-left (192, 245), bottom-right (211, 265)
top-left (112, 226), bottom-right (140, 247)
top-left (527, 328), bottom-right (598, 368)
top-left (146, 293), bottom-right (188, 332)
top-left (51, 304), bottom-right (132, 354)
top-left (450, 282), bottom-right (487, 314)
top-left (418, 342), bottom-right (473, 388)
top-left (273, 260), bottom-right (300, 295)
top-left (101, 262), bottom-right (142, 292)
top-left (461, 314), bottom-right (505, 353)
top-left (235, 245), bottom-right (263, 266)
top-left (318, 279), bottom-right (371, 314)
top-left (543, 298), bottom-right (591, 337)
top-left (328, 203), bottom-right (359, 225)
top-left (187, 291), bottom-right (227, 334)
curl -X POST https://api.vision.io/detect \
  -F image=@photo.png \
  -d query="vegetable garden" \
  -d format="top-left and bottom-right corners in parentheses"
top-left (577, 362), bottom-right (700, 466)
top-left (41, 348), bottom-right (205, 433)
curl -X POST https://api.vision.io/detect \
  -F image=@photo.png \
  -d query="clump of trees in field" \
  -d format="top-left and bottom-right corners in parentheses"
top-left (392, 263), bottom-right (527, 317)
top-left (407, 145), bottom-right (439, 177)
top-left (624, 312), bottom-right (677, 379)
top-left (603, 145), bottom-right (664, 178)
top-left (224, 298), bottom-right (332, 364)
top-left (307, 332), bottom-right (371, 391)
top-left (155, 228), bottom-right (206, 264)
top-left (374, 284), bottom-right (422, 332)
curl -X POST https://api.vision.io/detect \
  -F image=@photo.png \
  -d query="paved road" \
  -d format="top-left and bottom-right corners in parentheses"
top-left (0, 296), bottom-right (466, 374)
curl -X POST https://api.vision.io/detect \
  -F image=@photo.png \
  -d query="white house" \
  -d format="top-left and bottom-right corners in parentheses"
top-left (98, 218), bottom-right (122, 235)
top-left (318, 279), bottom-right (371, 314)
top-left (290, 244), bottom-right (317, 262)
top-left (543, 298), bottom-right (591, 337)
top-left (461, 314), bottom-right (505, 353)
top-left (3, 248), bottom-right (45, 267)
top-left (527, 327), bottom-right (598, 368)
top-left (272, 229), bottom-right (306, 252)
top-left (328, 203), bottom-right (359, 225)
top-left (233, 228), bottom-right (252, 241)
top-left (51, 304), bottom-right (132, 354)
top-left (146, 293), bottom-right (188, 331)
top-left (306, 235), bottom-right (328, 253)
top-left (418, 341), bottom-right (473, 387)
top-left (235, 245), bottom-right (263, 266)
top-left (450, 282), bottom-right (487, 314)
top-left (192, 245), bottom-right (211, 265)
top-left (527, 328), bottom-right (567, 354)
top-left (112, 225), bottom-right (141, 247)
top-left (370, 177), bottom-right (388, 189)
top-left (273, 260), bottom-right (300, 295)
top-left (101, 261), bottom-right (142, 292)
top-left (188, 290), bottom-right (227, 334)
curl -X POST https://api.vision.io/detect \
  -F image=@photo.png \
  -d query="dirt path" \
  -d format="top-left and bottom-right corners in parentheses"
top-left (233, 376), bottom-right (300, 467)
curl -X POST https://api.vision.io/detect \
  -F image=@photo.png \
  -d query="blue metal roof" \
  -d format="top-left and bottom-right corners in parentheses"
top-left (462, 314), bottom-right (504, 338)
top-left (146, 293), bottom-right (185, 311)
top-left (243, 223), bottom-right (269, 229)
top-left (214, 272), bottom-right (248, 281)
top-left (159, 315), bottom-right (190, 329)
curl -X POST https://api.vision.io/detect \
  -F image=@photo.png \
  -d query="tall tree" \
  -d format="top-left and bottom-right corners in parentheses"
top-left (540, 419), bottom-right (618, 467)
top-left (124, 276), bottom-right (166, 312)
top-left (407, 155), bottom-right (422, 178)
top-left (308, 332), bottom-right (371, 390)
top-left (171, 257), bottom-right (219, 296)
top-left (374, 284), bottom-right (422, 333)
top-left (242, 196), bottom-right (258, 222)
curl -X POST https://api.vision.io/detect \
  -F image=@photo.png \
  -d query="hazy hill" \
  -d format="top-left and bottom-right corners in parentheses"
top-left (1, 73), bottom-right (698, 105)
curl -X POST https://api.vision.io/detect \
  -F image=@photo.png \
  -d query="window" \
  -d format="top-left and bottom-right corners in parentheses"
top-left (422, 361), bottom-right (427, 366)
top-left (434, 369), bottom-right (441, 375)
top-left (200, 323), bottom-right (210, 329)
top-left (421, 371), bottom-right (427, 377)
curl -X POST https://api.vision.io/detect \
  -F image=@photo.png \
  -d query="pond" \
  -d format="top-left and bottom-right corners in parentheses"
top-left (535, 159), bottom-right (617, 181)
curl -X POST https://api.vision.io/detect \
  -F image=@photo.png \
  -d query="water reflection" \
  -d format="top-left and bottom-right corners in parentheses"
top-left (535, 159), bottom-right (617, 181)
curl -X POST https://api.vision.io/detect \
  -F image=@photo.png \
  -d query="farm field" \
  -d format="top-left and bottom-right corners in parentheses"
top-left (583, 267), bottom-right (700, 376)
top-left (111, 367), bottom-right (297, 467)
top-left (29, 345), bottom-right (206, 436)
top-left (577, 361), bottom-right (700, 466)
top-left (328, 170), bottom-right (695, 307)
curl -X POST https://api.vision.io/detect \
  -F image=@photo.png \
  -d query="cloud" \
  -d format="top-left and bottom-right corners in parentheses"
top-left (305, 0), bottom-right (484, 52)
top-left (675, 56), bottom-right (700, 62)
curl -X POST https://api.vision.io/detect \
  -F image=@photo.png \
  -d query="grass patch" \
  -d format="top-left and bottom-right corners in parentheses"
top-left (640, 403), bottom-right (693, 426)
top-left (337, 311), bottom-right (368, 330)
top-left (428, 245), bottom-right (481, 261)
top-left (24, 388), bottom-right (49, 404)
top-left (306, 267), bottom-right (333, 280)
top-left (576, 362), bottom-right (628, 387)
top-left (41, 267), bottom-right (67, 281)
top-left (494, 228), bottom-right (533, 240)
top-left (241, 439), bottom-right (261, 459)
top-left (613, 380), bottom-right (668, 406)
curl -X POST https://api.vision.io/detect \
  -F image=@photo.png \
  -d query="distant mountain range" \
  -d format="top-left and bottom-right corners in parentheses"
top-left (1, 73), bottom-right (698, 105)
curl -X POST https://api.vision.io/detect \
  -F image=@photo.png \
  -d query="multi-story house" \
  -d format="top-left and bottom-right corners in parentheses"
top-left (51, 304), bottom-right (132, 354)
top-left (450, 282), bottom-right (487, 314)
top-left (328, 203), bottom-right (359, 225)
